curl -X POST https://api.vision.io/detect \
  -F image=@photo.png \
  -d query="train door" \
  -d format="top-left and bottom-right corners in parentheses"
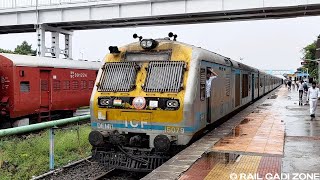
top-left (263, 76), bottom-right (266, 94)
top-left (258, 73), bottom-right (260, 97)
top-left (199, 67), bottom-right (207, 125)
top-left (199, 61), bottom-right (219, 125)
top-left (251, 74), bottom-right (254, 101)
top-left (235, 70), bottom-right (241, 107)
top-left (40, 70), bottom-right (51, 109)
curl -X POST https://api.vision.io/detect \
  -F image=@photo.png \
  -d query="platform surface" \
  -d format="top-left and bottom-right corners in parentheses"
top-left (143, 86), bottom-right (320, 180)
top-left (181, 86), bottom-right (320, 180)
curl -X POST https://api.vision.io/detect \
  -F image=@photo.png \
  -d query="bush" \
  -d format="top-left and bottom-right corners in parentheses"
top-left (0, 124), bottom-right (92, 179)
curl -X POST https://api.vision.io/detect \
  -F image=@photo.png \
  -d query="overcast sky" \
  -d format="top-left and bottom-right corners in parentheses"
top-left (1, 16), bottom-right (320, 71)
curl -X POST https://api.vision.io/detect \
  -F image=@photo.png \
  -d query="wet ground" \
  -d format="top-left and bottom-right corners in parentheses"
top-left (281, 87), bottom-right (320, 173)
top-left (144, 86), bottom-right (320, 180)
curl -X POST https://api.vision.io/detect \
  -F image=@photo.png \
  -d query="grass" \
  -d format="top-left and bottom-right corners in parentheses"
top-left (0, 123), bottom-right (92, 180)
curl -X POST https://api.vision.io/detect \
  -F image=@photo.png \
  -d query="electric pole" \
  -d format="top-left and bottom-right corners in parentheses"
top-left (316, 34), bottom-right (320, 83)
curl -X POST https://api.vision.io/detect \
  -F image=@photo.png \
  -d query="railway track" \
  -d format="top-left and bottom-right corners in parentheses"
top-left (32, 157), bottom-right (147, 180)
top-left (32, 157), bottom-right (110, 180)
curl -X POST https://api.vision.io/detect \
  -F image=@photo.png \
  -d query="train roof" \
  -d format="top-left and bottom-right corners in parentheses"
top-left (166, 40), bottom-right (276, 77)
top-left (122, 39), bottom-right (280, 79)
top-left (0, 53), bottom-right (101, 70)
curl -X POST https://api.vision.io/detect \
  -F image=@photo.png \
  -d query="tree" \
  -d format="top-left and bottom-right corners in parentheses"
top-left (301, 41), bottom-right (318, 80)
top-left (0, 41), bottom-right (37, 56)
top-left (0, 48), bottom-right (13, 54)
top-left (14, 41), bottom-right (36, 56)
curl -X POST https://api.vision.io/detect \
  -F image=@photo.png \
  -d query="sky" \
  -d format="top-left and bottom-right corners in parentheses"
top-left (1, 16), bottom-right (320, 71)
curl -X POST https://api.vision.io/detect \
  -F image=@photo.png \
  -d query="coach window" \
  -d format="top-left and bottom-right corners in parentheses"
top-left (20, 81), bottom-right (30, 92)
top-left (53, 80), bottom-right (60, 91)
top-left (63, 81), bottom-right (70, 90)
top-left (242, 74), bottom-right (249, 98)
top-left (81, 80), bottom-right (87, 89)
top-left (72, 80), bottom-right (79, 90)
top-left (89, 80), bottom-right (94, 89)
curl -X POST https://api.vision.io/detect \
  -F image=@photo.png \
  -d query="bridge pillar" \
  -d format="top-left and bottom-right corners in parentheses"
top-left (64, 34), bottom-right (72, 59)
top-left (36, 25), bottom-right (46, 57)
top-left (35, 24), bottom-right (73, 59)
top-left (51, 32), bottom-right (60, 58)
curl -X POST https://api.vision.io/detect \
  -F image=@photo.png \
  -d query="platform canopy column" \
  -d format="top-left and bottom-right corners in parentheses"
top-left (35, 24), bottom-right (73, 59)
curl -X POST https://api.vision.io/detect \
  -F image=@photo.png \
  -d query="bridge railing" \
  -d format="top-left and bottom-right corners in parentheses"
top-left (0, 0), bottom-right (97, 9)
top-left (1, 0), bottom-right (316, 10)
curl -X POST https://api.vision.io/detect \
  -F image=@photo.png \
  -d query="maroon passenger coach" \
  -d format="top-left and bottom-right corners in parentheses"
top-left (0, 53), bottom-right (101, 128)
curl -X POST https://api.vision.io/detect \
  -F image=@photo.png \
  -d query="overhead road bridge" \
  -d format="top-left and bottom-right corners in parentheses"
top-left (1, 0), bottom-right (320, 58)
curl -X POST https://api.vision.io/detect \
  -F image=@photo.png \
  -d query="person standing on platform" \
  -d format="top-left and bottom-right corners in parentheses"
top-left (285, 80), bottom-right (287, 88)
top-left (307, 82), bottom-right (320, 118)
top-left (303, 81), bottom-right (308, 94)
top-left (292, 81), bottom-right (295, 90)
top-left (298, 80), bottom-right (304, 106)
top-left (287, 80), bottom-right (292, 91)
top-left (206, 68), bottom-right (218, 124)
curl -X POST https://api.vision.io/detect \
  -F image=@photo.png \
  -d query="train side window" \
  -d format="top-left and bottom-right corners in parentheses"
top-left (89, 80), bottom-right (94, 89)
top-left (63, 81), bottom-right (70, 90)
top-left (242, 74), bottom-right (249, 98)
top-left (41, 80), bottom-right (48, 91)
top-left (20, 81), bottom-right (30, 92)
top-left (53, 80), bottom-right (60, 91)
top-left (200, 68), bottom-right (206, 101)
top-left (72, 80), bottom-right (79, 90)
top-left (81, 80), bottom-right (87, 89)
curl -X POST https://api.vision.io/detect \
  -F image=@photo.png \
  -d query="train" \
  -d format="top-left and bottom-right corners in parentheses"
top-left (0, 53), bottom-right (101, 128)
top-left (88, 33), bottom-right (282, 172)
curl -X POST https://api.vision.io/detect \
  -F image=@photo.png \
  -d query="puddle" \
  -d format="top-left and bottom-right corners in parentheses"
top-left (269, 95), bottom-right (278, 99)
top-left (180, 152), bottom-right (281, 180)
top-left (240, 118), bottom-right (251, 124)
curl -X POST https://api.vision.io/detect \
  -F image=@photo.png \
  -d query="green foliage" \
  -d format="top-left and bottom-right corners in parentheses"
top-left (0, 41), bottom-right (36, 56)
top-left (302, 41), bottom-right (318, 79)
top-left (0, 48), bottom-right (14, 54)
top-left (14, 41), bottom-right (37, 56)
top-left (0, 124), bottom-right (92, 179)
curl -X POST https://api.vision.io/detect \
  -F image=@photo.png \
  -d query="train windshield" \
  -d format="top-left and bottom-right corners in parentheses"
top-left (98, 62), bottom-right (138, 92)
top-left (143, 61), bottom-right (185, 93)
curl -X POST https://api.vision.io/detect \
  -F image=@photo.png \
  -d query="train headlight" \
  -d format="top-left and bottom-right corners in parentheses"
top-left (132, 97), bottom-right (146, 110)
top-left (166, 100), bottom-right (179, 108)
top-left (140, 39), bottom-right (158, 50)
top-left (98, 97), bottom-right (111, 106)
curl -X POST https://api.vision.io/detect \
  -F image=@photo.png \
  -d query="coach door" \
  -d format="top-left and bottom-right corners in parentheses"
top-left (251, 74), bottom-right (255, 101)
top-left (234, 70), bottom-right (241, 107)
top-left (40, 70), bottom-right (51, 108)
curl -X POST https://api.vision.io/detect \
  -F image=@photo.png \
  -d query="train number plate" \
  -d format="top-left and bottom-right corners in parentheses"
top-left (165, 126), bottom-right (184, 134)
top-left (97, 123), bottom-right (113, 130)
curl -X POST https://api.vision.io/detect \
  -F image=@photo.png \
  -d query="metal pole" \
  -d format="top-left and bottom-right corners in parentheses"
top-left (315, 34), bottom-right (320, 83)
top-left (318, 61), bottom-right (320, 83)
top-left (0, 115), bottom-right (90, 137)
top-left (49, 127), bottom-right (55, 170)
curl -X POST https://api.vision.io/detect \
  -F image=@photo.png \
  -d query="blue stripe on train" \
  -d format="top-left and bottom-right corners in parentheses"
top-left (91, 122), bottom-right (195, 132)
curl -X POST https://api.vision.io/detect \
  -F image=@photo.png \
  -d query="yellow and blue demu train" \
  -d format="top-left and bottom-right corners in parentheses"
top-left (89, 34), bottom-right (282, 171)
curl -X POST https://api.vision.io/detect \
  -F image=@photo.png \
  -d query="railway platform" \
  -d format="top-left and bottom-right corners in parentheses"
top-left (142, 86), bottom-right (320, 180)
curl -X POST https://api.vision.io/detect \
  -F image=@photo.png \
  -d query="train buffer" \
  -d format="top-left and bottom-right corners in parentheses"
top-left (142, 86), bottom-right (320, 180)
